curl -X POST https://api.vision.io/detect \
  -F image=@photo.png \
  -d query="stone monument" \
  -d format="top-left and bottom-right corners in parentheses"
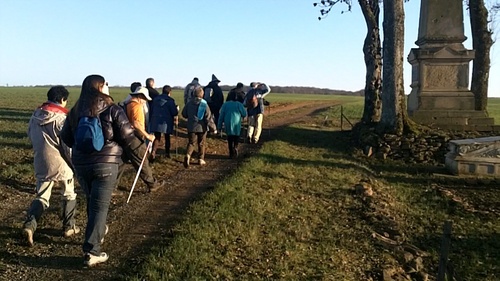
top-left (407, 0), bottom-right (495, 131)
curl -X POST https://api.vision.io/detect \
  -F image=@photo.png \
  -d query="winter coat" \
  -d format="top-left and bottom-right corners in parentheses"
top-left (226, 87), bottom-right (246, 103)
top-left (28, 102), bottom-right (73, 181)
top-left (61, 95), bottom-right (136, 166)
top-left (245, 84), bottom-right (271, 116)
top-left (147, 87), bottom-right (160, 122)
top-left (217, 101), bottom-right (247, 136)
top-left (182, 98), bottom-right (216, 133)
top-left (204, 81), bottom-right (224, 114)
top-left (184, 79), bottom-right (200, 105)
top-left (150, 94), bottom-right (178, 134)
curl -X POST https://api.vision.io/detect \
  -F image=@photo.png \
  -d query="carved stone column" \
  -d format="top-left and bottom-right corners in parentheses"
top-left (407, 0), bottom-right (494, 130)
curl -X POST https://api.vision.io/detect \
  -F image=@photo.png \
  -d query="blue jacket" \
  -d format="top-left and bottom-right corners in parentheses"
top-left (217, 101), bottom-right (247, 136)
top-left (150, 94), bottom-right (178, 134)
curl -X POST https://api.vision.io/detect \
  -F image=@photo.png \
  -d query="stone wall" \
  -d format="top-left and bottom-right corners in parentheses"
top-left (354, 126), bottom-right (498, 165)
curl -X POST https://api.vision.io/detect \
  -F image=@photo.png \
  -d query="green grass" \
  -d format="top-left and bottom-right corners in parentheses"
top-left (2, 87), bottom-right (500, 280)
top-left (128, 125), bottom-right (387, 280)
top-left (124, 106), bottom-right (500, 281)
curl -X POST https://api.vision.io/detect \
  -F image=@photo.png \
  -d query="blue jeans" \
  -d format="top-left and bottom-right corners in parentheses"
top-left (75, 163), bottom-right (118, 255)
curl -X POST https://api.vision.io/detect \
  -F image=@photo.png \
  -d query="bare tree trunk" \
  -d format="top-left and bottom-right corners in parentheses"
top-left (359, 0), bottom-right (382, 124)
top-left (379, 0), bottom-right (406, 135)
top-left (469, 0), bottom-right (493, 111)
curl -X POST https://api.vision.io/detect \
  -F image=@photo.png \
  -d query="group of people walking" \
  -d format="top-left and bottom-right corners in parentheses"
top-left (21, 73), bottom-right (270, 267)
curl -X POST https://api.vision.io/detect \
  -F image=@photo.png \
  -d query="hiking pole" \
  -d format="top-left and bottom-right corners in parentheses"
top-left (127, 141), bottom-right (153, 204)
top-left (175, 123), bottom-right (178, 158)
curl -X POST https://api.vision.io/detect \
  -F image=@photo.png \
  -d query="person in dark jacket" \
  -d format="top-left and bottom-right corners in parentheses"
top-left (61, 74), bottom-right (137, 267)
top-left (226, 82), bottom-right (246, 103)
top-left (182, 87), bottom-right (217, 168)
top-left (150, 85), bottom-right (179, 159)
top-left (244, 82), bottom-right (271, 144)
top-left (145, 77), bottom-right (160, 129)
top-left (203, 74), bottom-right (224, 125)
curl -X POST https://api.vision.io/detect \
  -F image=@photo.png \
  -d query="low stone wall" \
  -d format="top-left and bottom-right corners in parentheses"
top-left (354, 126), bottom-right (498, 165)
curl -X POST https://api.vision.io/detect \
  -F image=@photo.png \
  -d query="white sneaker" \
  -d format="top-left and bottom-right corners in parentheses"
top-left (84, 252), bottom-right (109, 267)
top-left (23, 228), bottom-right (34, 247)
top-left (199, 159), bottom-right (206, 165)
top-left (63, 225), bottom-right (81, 238)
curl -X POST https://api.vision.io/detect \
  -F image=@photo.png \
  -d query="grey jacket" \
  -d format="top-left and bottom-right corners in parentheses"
top-left (28, 102), bottom-right (73, 181)
top-left (183, 79), bottom-right (200, 105)
top-left (182, 98), bottom-right (216, 133)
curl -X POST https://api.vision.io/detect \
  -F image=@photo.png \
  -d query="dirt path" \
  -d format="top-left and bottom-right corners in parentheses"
top-left (0, 101), bottom-right (338, 281)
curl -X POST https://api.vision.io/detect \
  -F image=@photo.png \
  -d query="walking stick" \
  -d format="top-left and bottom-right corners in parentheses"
top-left (127, 141), bottom-right (153, 204)
top-left (175, 123), bottom-right (178, 158)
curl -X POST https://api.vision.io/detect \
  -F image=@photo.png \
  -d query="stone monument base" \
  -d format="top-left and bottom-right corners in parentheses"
top-left (409, 109), bottom-right (495, 131)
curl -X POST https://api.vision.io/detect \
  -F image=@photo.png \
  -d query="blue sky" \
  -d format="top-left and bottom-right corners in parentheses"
top-left (0, 0), bottom-right (499, 97)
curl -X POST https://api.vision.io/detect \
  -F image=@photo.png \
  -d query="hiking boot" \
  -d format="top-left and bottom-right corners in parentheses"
top-left (84, 252), bottom-right (109, 267)
top-left (183, 155), bottom-right (190, 168)
top-left (101, 224), bottom-right (109, 243)
top-left (23, 228), bottom-right (34, 247)
top-left (148, 180), bottom-right (166, 193)
top-left (63, 225), bottom-right (81, 238)
top-left (199, 159), bottom-right (206, 165)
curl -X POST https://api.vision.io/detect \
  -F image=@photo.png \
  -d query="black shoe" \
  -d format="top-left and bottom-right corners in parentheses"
top-left (233, 148), bottom-right (238, 158)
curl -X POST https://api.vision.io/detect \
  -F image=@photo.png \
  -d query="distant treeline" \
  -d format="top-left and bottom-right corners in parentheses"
top-left (176, 85), bottom-right (364, 96)
top-left (15, 85), bottom-right (364, 96)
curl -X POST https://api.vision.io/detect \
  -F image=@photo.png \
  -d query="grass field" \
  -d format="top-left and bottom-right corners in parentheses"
top-left (1, 87), bottom-right (500, 280)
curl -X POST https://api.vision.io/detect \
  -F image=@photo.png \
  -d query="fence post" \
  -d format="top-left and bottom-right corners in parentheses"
top-left (437, 220), bottom-right (453, 281)
top-left (340, 106), bottom-right (344, 131)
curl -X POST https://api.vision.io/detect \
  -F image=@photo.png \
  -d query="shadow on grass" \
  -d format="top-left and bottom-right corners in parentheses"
top-left (410, 231), bottom-right (500, 279)
top-left (0, 108), bottom-right (33, 122)
top-left (268, 126), bottom-right (355, 155)
top-left (0, 249), bottom-right (87, 270)
top-left (0, 130), bottom-right (29, 139)
top-left (258, 153), bottom-right (377, 177)
top-left (0, 140), bottom-right (32, 150)
top-left (0, 178), bottom-right (33, 193)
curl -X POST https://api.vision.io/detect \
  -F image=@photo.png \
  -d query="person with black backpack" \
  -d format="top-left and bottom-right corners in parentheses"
top-left (226, 82), bottom-right (246, 103)
top-left (61, 74), bottom-right (139, 267)
top-left (244, 82), bottom-right (271, 144)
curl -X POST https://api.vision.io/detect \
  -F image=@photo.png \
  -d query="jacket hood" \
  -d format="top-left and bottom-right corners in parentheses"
top-left (32, 102), bottom-right (68, 126)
